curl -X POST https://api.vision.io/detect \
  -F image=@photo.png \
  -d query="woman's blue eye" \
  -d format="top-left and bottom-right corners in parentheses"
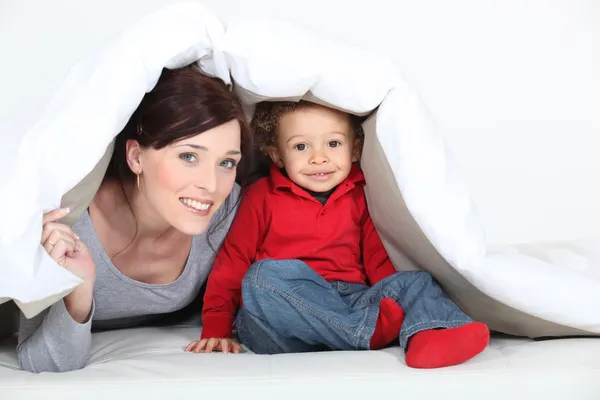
top-left (328, 141), bottom-right (342, 148)
top-left (294, 144), bottom-right (307, 151)
top-left (180, 153), bottom-right (198, 163)
top-left (221, 159), bottom-right (238, 169)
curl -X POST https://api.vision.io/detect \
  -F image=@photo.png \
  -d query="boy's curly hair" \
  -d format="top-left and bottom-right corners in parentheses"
top-left (250, 100), bottom-right (365, 153)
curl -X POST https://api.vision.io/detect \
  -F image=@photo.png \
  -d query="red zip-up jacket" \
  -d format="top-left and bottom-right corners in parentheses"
top-left (201, 163), bottom-right (397, 339)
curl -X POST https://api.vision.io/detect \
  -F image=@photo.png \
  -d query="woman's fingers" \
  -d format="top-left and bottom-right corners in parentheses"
top-left (44, 229), bottom-right (78, 264)
top-left (41, 222), bottom-right (78, 244)
top-left (49, 237), bottom-right (76, 266)
top-left (44, 229), bottom-right (76, 251)
top-left (42, 208), bottom-right (70, 225)
top-left (41, 208), bottom-right (78, 249)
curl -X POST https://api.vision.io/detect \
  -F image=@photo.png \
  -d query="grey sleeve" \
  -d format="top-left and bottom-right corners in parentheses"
top-left (17, 299), bottom-right (95, 373)
top-left (210, 183), bottom-right (242, 249)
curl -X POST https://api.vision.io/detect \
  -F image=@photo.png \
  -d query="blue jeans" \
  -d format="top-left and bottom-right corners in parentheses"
top-left (235, 259), bottom-right (473, 354)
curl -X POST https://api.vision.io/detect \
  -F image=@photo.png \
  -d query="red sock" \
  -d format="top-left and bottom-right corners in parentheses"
top-left (369, 298), bottom-right (405, 350)
top-left (405, 322), bottom-right (490, 368)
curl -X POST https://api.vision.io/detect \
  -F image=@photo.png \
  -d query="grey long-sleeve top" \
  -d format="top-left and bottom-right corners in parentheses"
top-left (17, 185), bottom-right (239, 373)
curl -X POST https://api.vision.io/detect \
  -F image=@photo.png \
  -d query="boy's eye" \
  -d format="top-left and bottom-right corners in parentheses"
top-left (180, 153), bottom-right (198, 163)
top-left (294, 144), bottom-right (307, 151)
top-left (220, 159), bottom-right (238, 169)
top-left (328, 141), bottom-right (342, 148)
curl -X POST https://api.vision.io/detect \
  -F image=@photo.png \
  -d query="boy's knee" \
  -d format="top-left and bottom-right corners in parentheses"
top-left (410, 271), bottom-right (434, 286)
top-left (244, 259), bottom-right (279, 287)
top-left (241, 259), bottom-right (305, 313)
top-left (396, 270), bottom-right (435, 287)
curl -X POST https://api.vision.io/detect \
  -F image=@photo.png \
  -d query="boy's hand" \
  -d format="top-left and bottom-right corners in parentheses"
top-left (185, 338), bottom-right (242, 354)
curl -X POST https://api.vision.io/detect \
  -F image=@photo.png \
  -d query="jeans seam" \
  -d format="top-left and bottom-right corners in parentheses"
top-left (244, 276), bottom-right (371, 346)
top-left (354, 306), bottom-right (377, 349)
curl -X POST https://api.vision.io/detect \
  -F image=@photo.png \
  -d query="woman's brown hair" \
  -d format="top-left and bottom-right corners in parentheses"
top-left (105, 65), bottom-right (253, 251)
top-left (106, 65), bottom-right (252, 186)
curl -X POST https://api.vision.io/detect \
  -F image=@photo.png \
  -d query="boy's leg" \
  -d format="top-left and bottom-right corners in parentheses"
top-left (235, 306), bottom-right (326, 354)
top-left (370, 271), bottom-right (490, 368)
top-left (235, 259), bottom-right (379, 354)
top-left (334, 282), bottom-right (405, 350)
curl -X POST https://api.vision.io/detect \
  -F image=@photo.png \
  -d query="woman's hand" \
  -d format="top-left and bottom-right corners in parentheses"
top-left (185, 338), bottom-right (242, 354)
top-left (41, 208), bottom-right (96, 281)
top-left (42, 208), bottom-right (96, 323)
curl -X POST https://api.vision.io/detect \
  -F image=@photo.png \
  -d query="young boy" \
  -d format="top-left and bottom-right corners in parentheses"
top-left (186, 101), bottom-right (490, 368)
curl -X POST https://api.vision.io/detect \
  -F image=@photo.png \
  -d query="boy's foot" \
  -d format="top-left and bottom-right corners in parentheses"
top-left (405, 322), bottom-right (490, 368)
top-left (370, 298), bottom-right (404, 349)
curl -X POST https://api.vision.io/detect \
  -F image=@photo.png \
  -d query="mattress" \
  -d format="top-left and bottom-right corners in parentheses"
top-left (1, 326), bottom-right (600, 399)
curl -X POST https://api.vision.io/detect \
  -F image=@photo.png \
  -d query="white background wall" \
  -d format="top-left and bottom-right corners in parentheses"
top-left (1, 0), bottom-right (599, 246)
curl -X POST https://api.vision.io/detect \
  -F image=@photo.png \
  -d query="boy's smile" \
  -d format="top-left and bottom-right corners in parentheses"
top-left (305, 171), bottom-right (335, 181)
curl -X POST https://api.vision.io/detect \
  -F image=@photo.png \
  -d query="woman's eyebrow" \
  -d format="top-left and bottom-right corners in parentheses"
top-left (175, 143), bottom-right (240, 155)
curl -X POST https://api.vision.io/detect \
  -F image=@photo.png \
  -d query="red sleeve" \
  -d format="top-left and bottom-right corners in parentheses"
top-left (201, 189), bottom-right (264, 339)
top-left (361, 212), bottom-right (398, 286)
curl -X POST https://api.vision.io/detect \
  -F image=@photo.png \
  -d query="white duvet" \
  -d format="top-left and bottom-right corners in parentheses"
top-left (0, 2), bottom-right (598, 337)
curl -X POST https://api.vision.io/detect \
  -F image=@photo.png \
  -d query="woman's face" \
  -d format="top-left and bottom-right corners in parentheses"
top-left (130, 119), bottom-right (242, 235)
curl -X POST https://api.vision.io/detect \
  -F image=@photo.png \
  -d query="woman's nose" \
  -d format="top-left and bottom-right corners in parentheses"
top-left (195, 164), bottom-right (218, 193)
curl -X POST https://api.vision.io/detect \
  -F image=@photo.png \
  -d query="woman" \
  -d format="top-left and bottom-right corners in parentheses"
top-left (17, 65), bottom-right (253, 373)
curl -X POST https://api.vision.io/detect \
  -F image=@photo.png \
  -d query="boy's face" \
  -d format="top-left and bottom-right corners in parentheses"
top-left (266, 105), bottom-right (361, 192)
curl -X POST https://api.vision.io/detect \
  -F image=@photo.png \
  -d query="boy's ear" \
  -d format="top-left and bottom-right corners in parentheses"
top-left (351, 138), bottom-right (362, 163)
top-left (265, 146), bottom-right (284, 168)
